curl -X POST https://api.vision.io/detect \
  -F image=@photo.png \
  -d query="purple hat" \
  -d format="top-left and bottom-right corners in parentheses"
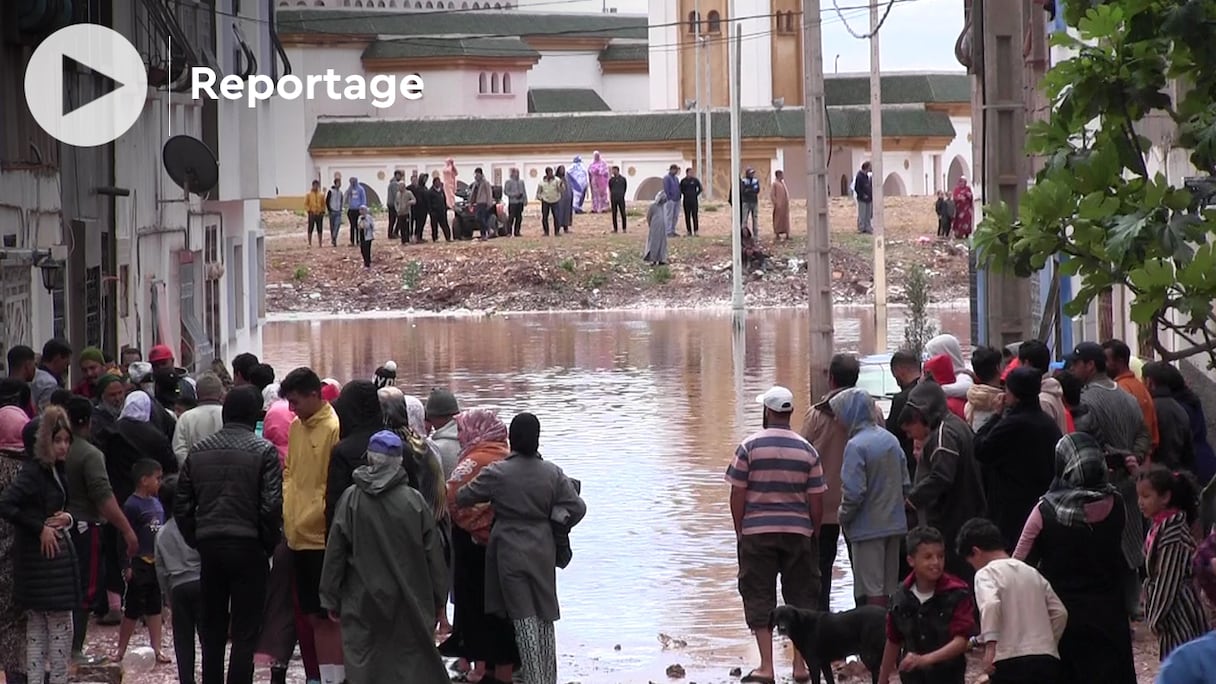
top-left (367, 430), bottom-right (403, 458)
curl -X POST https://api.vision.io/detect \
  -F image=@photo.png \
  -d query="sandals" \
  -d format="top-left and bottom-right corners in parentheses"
top-left (740, 670), bottom-right (776, 684)
top-left (155, 652), bottom-right (173, 665)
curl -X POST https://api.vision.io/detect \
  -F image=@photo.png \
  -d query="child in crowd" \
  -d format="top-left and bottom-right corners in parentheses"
top-left (1156, 529), bottom-right (1216, 683)
top-left (877, 527), bottom-right (976, 684)
top-left (1137, 466), bottom-right (1208, 660)
top-left (958, 518), bottom-right (1068, 683)
top-left (923, 355), bottom-right (967, 420)
top-left (115, 459), bottom-right (170, 665)
top-left (155, 474), bottom-right (202, 684)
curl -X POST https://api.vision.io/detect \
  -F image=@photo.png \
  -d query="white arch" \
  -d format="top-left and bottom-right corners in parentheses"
top-left (946, 155), bottom-right (970, 190)
top-left (502, 72), bottom-right (511, 94)
top-left (882, 172), bottom-right (907, 197)
top-left (478, 72), bottom-right (488, 93)
top-left (634, 176), bottom-right (664, 202)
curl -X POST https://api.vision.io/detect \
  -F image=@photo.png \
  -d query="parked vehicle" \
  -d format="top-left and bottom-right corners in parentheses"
top-left (453, 182), bottom-right (506, 239)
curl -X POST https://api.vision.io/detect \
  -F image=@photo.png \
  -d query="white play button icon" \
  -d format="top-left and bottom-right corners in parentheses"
top-left (24, 24), bottom-right (148, 148)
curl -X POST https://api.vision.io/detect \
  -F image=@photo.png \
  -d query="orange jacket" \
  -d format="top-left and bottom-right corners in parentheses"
top-left (1115, 371), bottom-right (1160, 459)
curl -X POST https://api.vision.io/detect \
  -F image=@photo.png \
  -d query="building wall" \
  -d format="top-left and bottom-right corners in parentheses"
top-left (529, 51), bottom-right (603, 89)
top-left (0, 171), bottom-right (62, 361)
top-left (601, 72), bottom-right (650, 110)
top-left (648, 0), bottom-right (681, 110)
top-left (769, 0), bottom-right (802, 106)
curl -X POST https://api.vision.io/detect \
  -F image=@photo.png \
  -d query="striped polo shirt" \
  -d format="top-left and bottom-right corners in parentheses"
top-left (725, 427), bottom-right (827, 537)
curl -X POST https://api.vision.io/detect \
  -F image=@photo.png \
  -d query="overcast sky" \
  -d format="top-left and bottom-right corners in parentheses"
top-left (606, 0), bottom-right (968, 73)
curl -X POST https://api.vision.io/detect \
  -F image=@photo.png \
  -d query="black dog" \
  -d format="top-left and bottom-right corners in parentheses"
top-left (770, 605), bottom-right (887, 684)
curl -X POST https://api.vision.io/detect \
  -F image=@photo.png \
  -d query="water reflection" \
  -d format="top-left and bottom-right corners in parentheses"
top-left (263, 306), bottom-right (971, 680)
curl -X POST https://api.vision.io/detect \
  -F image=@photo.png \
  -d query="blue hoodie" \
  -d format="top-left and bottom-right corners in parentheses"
top-left (830, 387), bottom-right (910, 543)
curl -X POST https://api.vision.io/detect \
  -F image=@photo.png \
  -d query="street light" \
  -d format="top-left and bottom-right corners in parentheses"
top-left (36, 253), bottom-right (63, 292)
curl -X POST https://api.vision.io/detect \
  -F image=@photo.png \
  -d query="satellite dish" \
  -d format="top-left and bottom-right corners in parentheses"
top-left (162, 135), bottom-right (219, 197)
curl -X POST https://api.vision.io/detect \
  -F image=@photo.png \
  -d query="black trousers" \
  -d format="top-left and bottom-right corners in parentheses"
top-left (71, 522), bottom-right (103, 653)
top-left (431, 210), bottom-right (451, 241)
top-left (683, 201), bottom-right (699, 234)
top-left (508, 203), bottom-right (524, 235)
top-left (395, 214), bottom-right (411, 243)
top-left (387, 206), bottom-right (398, 238)
top-left (346, 209), bottom-right (359, 244)
top-left (991, 655), bottom-right (1062, 684)
top-left (541, 201), bottom-right (557, 235)
top-left (307, 214), bottom-right (324, 242)
top-left (359, 239), bottom-right (372, 267)
top-left (171, 580), bottom-right (204, 684)
top-left (611, 197), bottom-right (626, 232)
top-left (818, 523), bottom-right (847, 610)
top-left (413, 209), bottom-right (429, 242)
top-left (198, 539), bottom-right (268, 684)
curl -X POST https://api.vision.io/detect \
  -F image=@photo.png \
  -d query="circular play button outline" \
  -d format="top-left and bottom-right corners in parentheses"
top-left (24, 24), bottom-right (148, 148)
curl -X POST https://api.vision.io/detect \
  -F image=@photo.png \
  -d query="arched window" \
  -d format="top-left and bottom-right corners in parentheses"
top-left (388, 0), bottom-right (395, 6)
top-left (425, 0), bottom-right (433, 6)
top-left (472, 1), bottom-right (480, 7)
top-left (707, 10), bottom-right (721, 34)
top-left (354, 0), bottom-right (362, 6)
top-left (502, 72), bottom-right (511, 93)
top-left (687, 10), bottom-right (699, 34)
top-left (491, 72), bottom-right (500, 93)
top-left (494, 1), bottom-right (502, 7)
top-left (462, 1), bottom-right (468, 7)
top-left (479, 72), bottom-right (488, 93)
top-left (448, 0), bottom-right (455, 6)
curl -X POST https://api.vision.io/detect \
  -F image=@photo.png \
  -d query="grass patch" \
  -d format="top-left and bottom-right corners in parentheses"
top-left (702, 202), bottom-right (721, 212)
top-left (402, 260), bottom-right (422, 290)
top-left (626, 207), bottom-right (644, 218)
top-left (650, 264), bottom-right (673, 284)
top-left (585, 272), bottom-right (609, 289)
top-left (559, 258), bottom-right (576, 273)
top-left (292, 266), bottom-right (308, 281)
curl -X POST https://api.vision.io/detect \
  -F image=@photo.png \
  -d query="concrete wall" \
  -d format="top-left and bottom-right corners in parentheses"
top-left (529, 52), bottom-right (603, 89)
top-left (647, 0), bottom-right (680, 110)
top-left (601, 71), bottom-right (650, 111)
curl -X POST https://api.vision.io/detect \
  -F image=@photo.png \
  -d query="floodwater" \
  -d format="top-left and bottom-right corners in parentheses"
top-left (262, 306), bottom-right (972, 682)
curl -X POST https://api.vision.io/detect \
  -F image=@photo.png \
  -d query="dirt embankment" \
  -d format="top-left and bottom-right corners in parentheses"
top-left (263, 197), bottom-right (970, 315)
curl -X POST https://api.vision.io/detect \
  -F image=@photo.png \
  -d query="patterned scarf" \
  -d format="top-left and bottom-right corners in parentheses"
top-left (1040, 432), bottom-right (1120, 527)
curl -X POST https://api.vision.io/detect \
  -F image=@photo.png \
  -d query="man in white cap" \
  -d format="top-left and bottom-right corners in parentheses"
top-left (725, 385), bottom-right (827, 684)
top-left (320, 430), bottom-right (449, 684)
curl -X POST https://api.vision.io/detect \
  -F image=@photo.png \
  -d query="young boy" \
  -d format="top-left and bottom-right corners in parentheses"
top-left (958, 518), bottom-right (1068, 683)
top-left (878, 527), bottom-right (975, 684)
top-left (115, 459), bottom-right (169, 664)
top-left (155, 475), bottom-right (202, 684)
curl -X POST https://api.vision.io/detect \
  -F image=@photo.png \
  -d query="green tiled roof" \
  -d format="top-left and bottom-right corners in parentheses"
top-left (599, 41), bottom-right (648, 62)
top-left (824, 73), bottom-right (971, 107)
top-left (527, 89), bottom-right (611, 113)
top-left (362, 37), bottom-right (539, 60)
top-left (277, 8), bottom-right (649, 40)
top-left (309, 106), bottom-right (955, 150)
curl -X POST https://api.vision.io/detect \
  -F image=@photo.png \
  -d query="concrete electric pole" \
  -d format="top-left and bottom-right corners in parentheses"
top-left (869, 0), bottom-right (888, 352)
top-left (974, 0), bottom-right (1033, 347)
top-left (803, 0), bottom-right (834, 400)
top-left (694, 1), bottom-right (703, 181)
top-left (704, 34), bottom-right (714, 199)
top-left (729, 23), bottom-right (744, 311)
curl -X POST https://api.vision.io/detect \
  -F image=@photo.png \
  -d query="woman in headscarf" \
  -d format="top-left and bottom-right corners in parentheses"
top-left (90, 374), bottom-right (126, 440)
top-left (1013, 433), bottom-right (1137, 684)
top-left (924, 333), bottom-right (974, 400)
top-left (443, 158), bottom-right (459, 212)
top-left (0, 385), bottom-right (30, 684)
top-left (587, 152), bottom-right (610, 213)
top-left (458, 413), bottom-right (585, 684)
top-left (261, 384), bottom-right (295, 466)
top-left (439, 409), bottom-right (518, 684)
top-left (553, 166), bottom-right (573, 235)
top-left (567, 155), bottom-right (589, 213)
top-left (643, 191), bottom-right (670, 266)
top-left (100, 391), bottom-right (177, 507)
top-left (950, 176), bottom-right (973, 239)
top-left (377, 387), bottom-right (446, 521)
top-left (320, 431), bottom-right (450, 684)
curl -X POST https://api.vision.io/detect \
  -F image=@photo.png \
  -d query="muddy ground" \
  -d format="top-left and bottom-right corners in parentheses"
top-left (263, 197), bottom-right (971, 316)
top-left (60, 617), bottom-right (1164, 683)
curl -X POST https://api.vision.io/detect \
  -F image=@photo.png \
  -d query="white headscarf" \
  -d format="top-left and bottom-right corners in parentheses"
top-left (262, 383), bottom-right (280, 411)
top-left (120, 390), bottom-right (153, 423)
top-left (404, 395), bottom-right (426, 436)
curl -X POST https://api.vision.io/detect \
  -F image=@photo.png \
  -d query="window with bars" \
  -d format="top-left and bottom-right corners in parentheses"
top-left (85, 266), bottom-right (101, 348)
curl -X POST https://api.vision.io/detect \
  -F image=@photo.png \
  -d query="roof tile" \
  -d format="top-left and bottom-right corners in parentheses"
top-left (277, 8), bottom-right (648, 40)
top-left (527, 89), bottom-right (611, 113)
top-left (362, 36), bottom-right (540, 60)
top-left (824, 73), bottom-right (971, 106)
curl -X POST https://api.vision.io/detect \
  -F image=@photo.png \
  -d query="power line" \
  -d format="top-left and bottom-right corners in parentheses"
top-left (341, 6), bottom-right (877, 58)
top-left (831, 0), bottom-right (898, 39)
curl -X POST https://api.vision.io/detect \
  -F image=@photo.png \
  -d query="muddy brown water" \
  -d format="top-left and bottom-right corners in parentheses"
top-left (262, 306), bottom-right (972, 682)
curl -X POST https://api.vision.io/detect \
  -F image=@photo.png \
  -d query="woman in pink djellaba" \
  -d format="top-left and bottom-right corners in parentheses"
top-left (588, 151), bottom-right (610, 213)
top-left (442, 158), bottom-right (458, 212)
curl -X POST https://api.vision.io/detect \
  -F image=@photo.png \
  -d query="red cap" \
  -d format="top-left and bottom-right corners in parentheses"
top-left (148, 344), bottom-right (174, 364)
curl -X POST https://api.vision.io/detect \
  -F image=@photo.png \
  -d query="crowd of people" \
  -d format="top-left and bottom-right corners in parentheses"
top-left (0, 340), bottom-right (586, 684)
top-left (728, 334), bottom-right (1216, 684)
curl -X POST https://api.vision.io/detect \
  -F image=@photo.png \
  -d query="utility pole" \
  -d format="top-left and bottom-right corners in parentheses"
top-left (729, 22), bottom-right (744, 311)
top-left (869, 0), bottom-right (888, 352)
top-left (803, 0), bottom-right (833, 401)
top-left (974, 0), bottom-right (1033, 347)
top-left (694, 0), bottom-right (703, 180)
top-left (704, 34), bottom-right (714, 199)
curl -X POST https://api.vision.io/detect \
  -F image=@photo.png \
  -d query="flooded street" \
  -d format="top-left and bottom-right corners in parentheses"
top-left (263, 306), bottom-right (972, 682)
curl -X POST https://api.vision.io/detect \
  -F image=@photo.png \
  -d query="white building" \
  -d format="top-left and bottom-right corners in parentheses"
top-left (269, 4), bottom-right (972, 207)
top-left (0, 3), bottom-right (270, 378)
